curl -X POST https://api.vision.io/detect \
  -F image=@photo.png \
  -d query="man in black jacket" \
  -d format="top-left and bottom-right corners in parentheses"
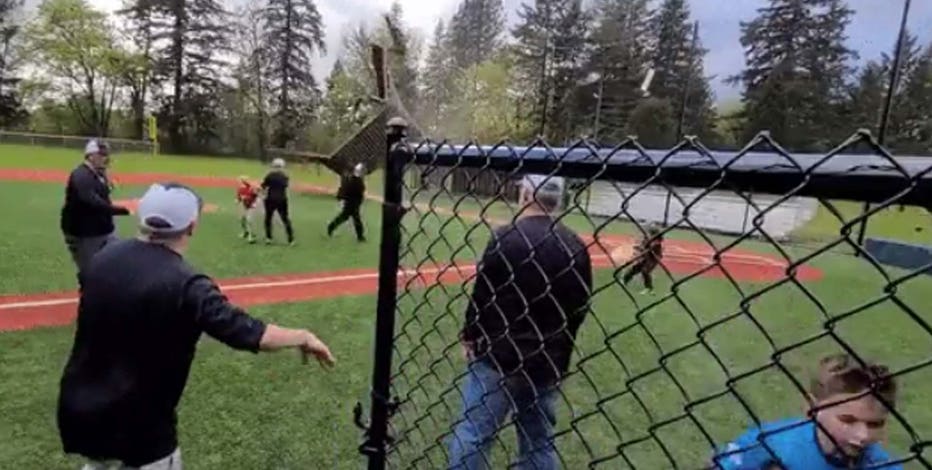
top-left (327, 162), bottom-right (367, 242)
top-left (261, 158), bottom-right (295, 246)
top-left (448, 174), bottom-right (593, 470)
top-left (60, 139), bottom-right (130, 284)
top-left (57, 182), bottom-right (335, 469)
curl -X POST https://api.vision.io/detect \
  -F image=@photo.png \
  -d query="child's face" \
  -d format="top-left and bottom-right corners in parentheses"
top-left (812, 391), bottom-right (889, 459)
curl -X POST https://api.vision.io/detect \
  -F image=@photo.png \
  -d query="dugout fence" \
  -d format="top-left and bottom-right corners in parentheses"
top-left (358, 122), bottom-right (932, 469)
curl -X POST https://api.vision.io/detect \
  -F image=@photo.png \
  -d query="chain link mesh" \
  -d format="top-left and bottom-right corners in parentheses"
top-left (369, 130), bottom-right (931, 469)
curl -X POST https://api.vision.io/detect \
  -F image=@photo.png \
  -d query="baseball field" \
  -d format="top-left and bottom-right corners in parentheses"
top-left (0, 144), bottom-right (929, 469)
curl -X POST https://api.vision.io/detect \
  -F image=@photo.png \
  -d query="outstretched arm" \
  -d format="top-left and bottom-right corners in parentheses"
top-left (183, 275), bottom-right (335, 366)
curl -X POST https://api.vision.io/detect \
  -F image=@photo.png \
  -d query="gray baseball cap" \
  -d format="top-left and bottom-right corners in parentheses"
top-left (138, 182), bottom-right (202, 234)
top-left (84, 139), bottom-right (109, 156)
top-left (521, 173), bottom-right (565, 197)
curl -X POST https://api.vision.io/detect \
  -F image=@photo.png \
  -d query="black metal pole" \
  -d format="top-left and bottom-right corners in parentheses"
top-left (362, 116), bottom-right (408, 470)
top-left (664, 22), bottom-right (699, 228)
top-left (675, 21), bottom-right (699, 141)
top-left (855, 0), bottom-right (911, 252)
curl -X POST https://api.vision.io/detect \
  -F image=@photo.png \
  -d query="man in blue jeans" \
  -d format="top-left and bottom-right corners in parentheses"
top-left (448, 174), bottom-right (593, 470)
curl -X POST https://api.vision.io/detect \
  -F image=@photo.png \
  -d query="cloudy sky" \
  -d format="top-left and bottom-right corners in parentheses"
top-left (72, 0), bottom-right (932, 102)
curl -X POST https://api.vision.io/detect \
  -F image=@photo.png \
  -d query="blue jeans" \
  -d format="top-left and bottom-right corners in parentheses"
top-left (447, 359), bottom-right (559, 470)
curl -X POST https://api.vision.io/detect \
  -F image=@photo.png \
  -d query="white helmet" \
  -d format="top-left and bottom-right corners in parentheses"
top-left (272, 158), bottom-right (286, 169)
top-left (353, 163), bottom-right (365, 176)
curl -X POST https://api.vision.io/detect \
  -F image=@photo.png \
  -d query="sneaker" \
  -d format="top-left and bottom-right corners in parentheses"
top-left (357, 236), bottom-right (367, 243)
top-left (264, 239), bottom-right (272, 245)
top-left (247, 236), bottom-right (257, 244)
top-left (288, 241), bottom-right (296, 247)
top-left (639, 289), bottom-right (654, 296)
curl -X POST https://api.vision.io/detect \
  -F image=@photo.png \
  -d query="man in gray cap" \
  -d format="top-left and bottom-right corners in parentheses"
top-left (57, 182), bottom-right (335, 470)
top-left (59, 139), bottom-right (130, 284)
top-left (448, 173), bottom-right (593, 470)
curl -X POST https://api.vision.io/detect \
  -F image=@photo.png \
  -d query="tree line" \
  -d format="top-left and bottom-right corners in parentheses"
top-left (0, 0), bottom-right (929, 157)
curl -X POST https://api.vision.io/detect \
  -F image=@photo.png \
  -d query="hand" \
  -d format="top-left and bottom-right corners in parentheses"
top-left (299, 331), bottom-right (336, 368)
top-left (461, 341), bottom-right (474, 362)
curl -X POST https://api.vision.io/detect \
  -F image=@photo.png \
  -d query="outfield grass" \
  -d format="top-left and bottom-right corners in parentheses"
top-left (0, 144), bottom-right (349, 189)
top-left (1, 150), bottom-right (930, 469)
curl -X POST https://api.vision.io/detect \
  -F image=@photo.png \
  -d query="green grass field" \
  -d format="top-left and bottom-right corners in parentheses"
top-left (0, 144), bottom-right (929, 469)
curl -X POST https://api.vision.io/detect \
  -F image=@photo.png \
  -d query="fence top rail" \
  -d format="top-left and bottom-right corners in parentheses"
top-left (0, 130), bottom-right (150, 145)
top-left (401, 136), bottom-right (932, 207)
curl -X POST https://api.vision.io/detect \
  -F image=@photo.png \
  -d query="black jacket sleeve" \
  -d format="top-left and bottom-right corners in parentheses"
top-left (183, 275), bottom-right (267, 352)
top-left (462, 229), bottom-right (510, 343)
top-left (73, 170), bottom-right (129, 215)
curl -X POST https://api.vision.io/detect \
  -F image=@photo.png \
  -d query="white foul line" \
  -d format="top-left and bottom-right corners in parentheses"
top-left (0, 251), bottom-right (782, 313)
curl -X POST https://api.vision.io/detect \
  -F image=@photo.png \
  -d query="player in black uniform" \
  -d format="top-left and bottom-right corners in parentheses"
top-left (327, 162), bottom-right (367, 242)
top-left (622, 224), bottom-right (664, 295)
top-left (261, 158), bottom-right (295, 246)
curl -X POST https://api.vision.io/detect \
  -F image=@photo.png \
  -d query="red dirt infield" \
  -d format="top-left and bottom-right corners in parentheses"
top-left (0, 169), bottom-right (823, 332)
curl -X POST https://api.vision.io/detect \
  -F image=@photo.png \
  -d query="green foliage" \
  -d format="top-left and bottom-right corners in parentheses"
top-left (446, 54), bottom-right (533, 141)
top-left (23, 0), bottom-right (136, 136)
top-left (626, 97), bottom-right (675, 148)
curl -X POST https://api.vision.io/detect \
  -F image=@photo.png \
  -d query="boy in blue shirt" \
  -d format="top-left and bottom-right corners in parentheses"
top-left (713, 354), bottom-right (901, 469)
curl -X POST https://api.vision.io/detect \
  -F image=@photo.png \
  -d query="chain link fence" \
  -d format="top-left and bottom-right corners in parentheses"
top-left (360, 126), bottom-right (931, 469)
top-left (0, 130), bottom-right (156, 154)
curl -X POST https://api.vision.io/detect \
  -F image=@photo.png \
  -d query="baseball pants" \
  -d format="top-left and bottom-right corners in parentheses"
top-left (264, 198), bottom-right (294, 242)
top-left (82, 448), bottom-right (182, 470)
top-left (327, 202), bottom-right (364, 240)
top-left (64, 232), bottom-right (118, 286)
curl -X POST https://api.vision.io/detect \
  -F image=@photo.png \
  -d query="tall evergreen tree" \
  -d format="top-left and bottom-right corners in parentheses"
top-left (447, 0), bottom-right (505, 69)
top-left (650, 0), bottom-right (717, 143)
top-left (131, 0), bottom-right (231, 153)
top-left (846, 60), bottom-right (885, 133)
top-left (730, 0), bottom-right (856, 150)
top-left (420, 19), bottom-right (455, 135)
top-left (260, 0), bottom-right (325, 148)
top-left (512, 0), bottom-right (589, 142)
top-left (381, 2), bottom-right (419, 112)
top-left (586, 0), bottom-right (652, 143)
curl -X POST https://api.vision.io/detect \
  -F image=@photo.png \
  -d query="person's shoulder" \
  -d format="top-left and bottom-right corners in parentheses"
top-left (864, 443), bottom-right (902, 469)
top-left (714, 418), bottom-right (817, 470)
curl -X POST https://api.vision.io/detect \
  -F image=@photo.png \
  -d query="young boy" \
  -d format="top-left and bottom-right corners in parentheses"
top-left (235, 175), bottom-right (259, 243)
top-left (712, 354), bottom-right (901, 469)
top-left (622, 224), bottom-right (664, 295)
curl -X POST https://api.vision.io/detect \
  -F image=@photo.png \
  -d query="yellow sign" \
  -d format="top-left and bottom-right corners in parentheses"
top-left (147, 115), bottom-right (159, 156)
top-left (147, 115), bottom-right (158, 142)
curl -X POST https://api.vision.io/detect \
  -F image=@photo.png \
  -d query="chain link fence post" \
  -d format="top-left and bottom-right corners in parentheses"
top-left (360, 116), bottom-right (409, 470)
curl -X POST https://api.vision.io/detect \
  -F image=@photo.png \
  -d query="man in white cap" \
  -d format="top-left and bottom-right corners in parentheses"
top-left (327, 162), bottom-right (367, 242)
top-left (260, 158), bottom-right (295, 245)
top-left (57, 182), bottom-right (335, 469)
top-left (60, 139), bottom-right (131, 285)
top-left (448, 173), bottom-right (593, 470)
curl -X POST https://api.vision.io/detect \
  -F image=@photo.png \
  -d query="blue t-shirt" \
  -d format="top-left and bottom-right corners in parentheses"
top-left (713, 418), bottom-right (901, 470)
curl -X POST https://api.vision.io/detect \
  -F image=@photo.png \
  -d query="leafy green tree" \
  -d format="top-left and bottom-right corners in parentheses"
top-left (0, 0), bottom-right (25, 128)
top-left (24, 0), bottom-right (131, 136)
top-left (447, 53), bottom-right (532, 141)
